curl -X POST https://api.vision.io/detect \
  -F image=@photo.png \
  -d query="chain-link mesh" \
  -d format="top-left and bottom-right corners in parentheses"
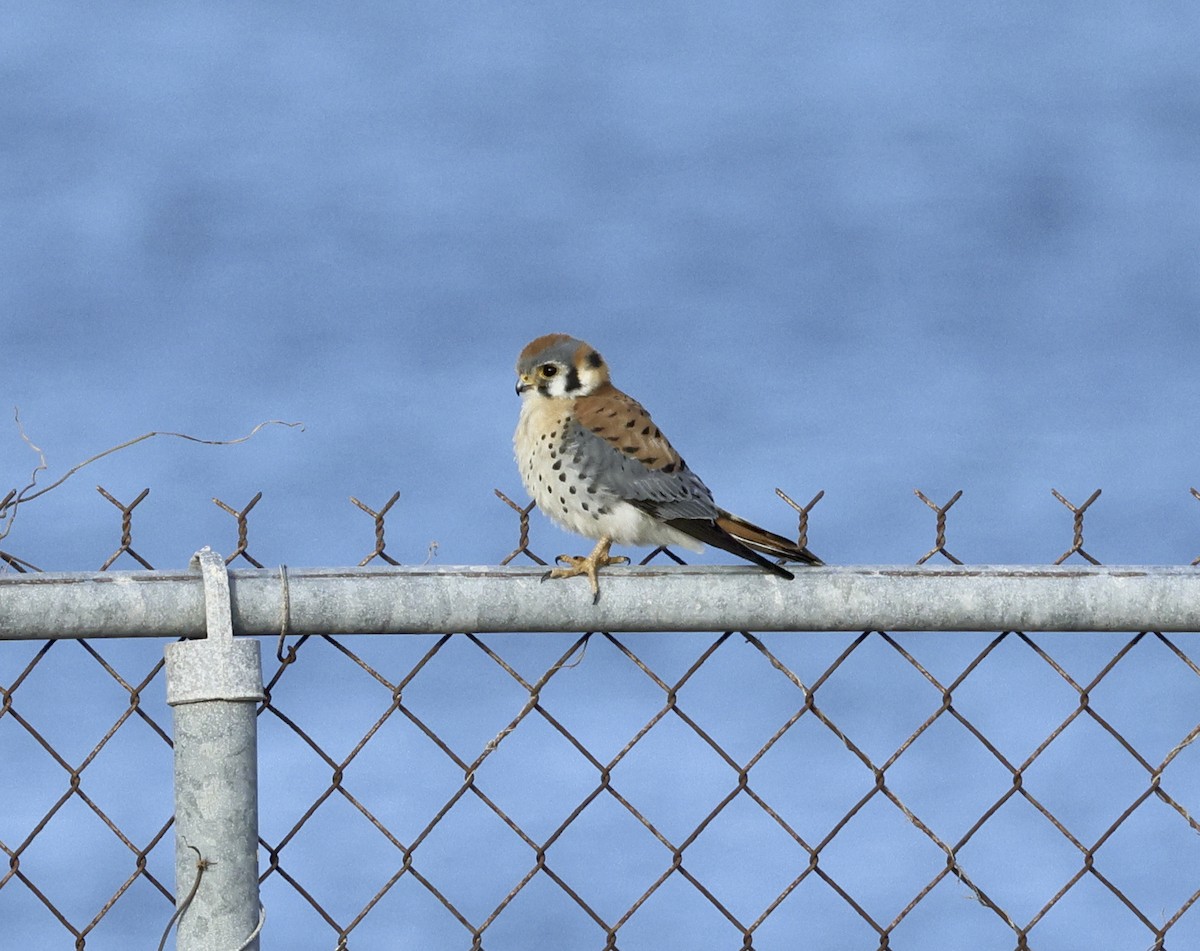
top-left (1, 488), bottom-right (174, 950)
top-left (2, 486), bottom-right (1200, 949)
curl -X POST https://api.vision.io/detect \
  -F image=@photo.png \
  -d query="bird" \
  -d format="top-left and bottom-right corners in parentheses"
top-left (513, 333), bottom-right (822, 601)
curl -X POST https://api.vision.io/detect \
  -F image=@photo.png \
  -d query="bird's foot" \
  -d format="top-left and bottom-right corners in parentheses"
top-left (541, 538), bottom-right (628, 603)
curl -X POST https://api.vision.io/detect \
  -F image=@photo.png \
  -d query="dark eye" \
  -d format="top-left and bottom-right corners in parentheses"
top-left (540, 364), bottom-right (558, 377)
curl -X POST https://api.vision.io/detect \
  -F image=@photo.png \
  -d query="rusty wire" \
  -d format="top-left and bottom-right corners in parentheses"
top-left (914, 489), bottom-right (964, 565)
top-left (494, 489), bottom-right (547, 566)
top-left (214, 491), bottom-right (265, 567)
top-left (351, 491), bottom-right (402, 566)
top-left (0, 548), bottom-right (39, 572)
top-left (775, 487), bottom-right (823, 556)
top-left (2, 485), bottom-right (1200, 949)
top-left (0, 489), bottom-right (18, 566)
top-left (1052, 488), bottom-right (1103, 565)
top-left (96, 486), bottom-right (154, 570)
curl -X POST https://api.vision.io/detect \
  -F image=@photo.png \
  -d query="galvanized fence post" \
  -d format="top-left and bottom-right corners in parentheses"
top-left (163, 548), bottom-right (264, 950)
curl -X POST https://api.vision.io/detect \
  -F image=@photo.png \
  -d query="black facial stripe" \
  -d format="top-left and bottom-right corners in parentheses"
top-left (586, 350), bottom-right (603, 368)
top-left (564, 364), bottom-right (581, 392)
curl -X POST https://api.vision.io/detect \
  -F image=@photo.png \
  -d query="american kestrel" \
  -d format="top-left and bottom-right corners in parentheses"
top-left (513, 333), bottom-right (822, 600)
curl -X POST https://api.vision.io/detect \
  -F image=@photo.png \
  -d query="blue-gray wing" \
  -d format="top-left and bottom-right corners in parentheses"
top-left (560, 417), bottom-right (719, 520)
top-left (564, 388), bottom-right (818, 576)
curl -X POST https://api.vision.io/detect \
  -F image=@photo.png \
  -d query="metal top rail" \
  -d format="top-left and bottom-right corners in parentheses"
top-left (2, 564), bottom-right (1199, 638)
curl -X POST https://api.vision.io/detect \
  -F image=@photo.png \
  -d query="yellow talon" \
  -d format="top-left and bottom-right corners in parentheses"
top-left (540, 537), bottom-right (628, 602)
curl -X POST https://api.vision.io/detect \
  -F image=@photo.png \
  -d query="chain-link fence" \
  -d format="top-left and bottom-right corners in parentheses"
top-left (2, 486), bottom-right (1200, 950)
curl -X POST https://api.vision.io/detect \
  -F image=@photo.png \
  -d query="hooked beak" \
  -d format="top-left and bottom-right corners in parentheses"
top-left (515, 373), bottom-right (534, 395)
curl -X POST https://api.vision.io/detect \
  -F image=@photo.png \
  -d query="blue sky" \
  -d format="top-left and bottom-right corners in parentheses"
top-left (3, 1), bottom-right (1199, 948)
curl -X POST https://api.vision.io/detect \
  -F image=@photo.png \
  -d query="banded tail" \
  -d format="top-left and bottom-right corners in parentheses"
top-left (659, 509), bottom-right (823, 580)
top-left (716, 509), bottom-right (823, 570)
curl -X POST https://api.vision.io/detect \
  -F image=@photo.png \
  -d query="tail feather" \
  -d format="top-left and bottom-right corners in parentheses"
top-left (655, 508), bottom-right (822, 580)
top-left (715, 509), bottom-right (824, 567)
top-left (661, 517), bottom-right (794, 578)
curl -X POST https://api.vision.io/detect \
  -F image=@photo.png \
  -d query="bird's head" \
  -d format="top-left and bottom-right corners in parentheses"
top-left (515, 334), bottom-right (611, 399)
